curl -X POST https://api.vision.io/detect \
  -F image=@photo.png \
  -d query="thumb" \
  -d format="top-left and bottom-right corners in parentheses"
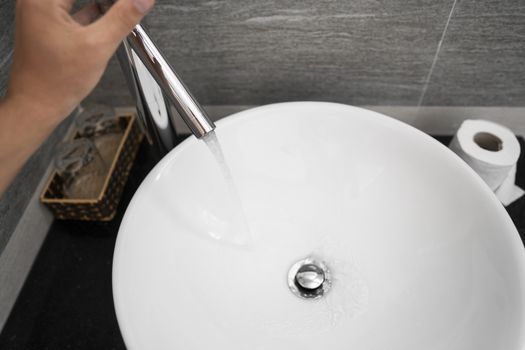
top-left (90, 0), bottom-right (154, 49)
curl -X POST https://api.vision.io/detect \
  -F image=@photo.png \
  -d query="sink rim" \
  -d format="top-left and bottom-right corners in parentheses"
top-left (112, 101), bottom-right (525, 349)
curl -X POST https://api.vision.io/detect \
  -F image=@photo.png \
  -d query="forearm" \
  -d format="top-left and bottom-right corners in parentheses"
top-left (0, 96), bottom-right (64, 195)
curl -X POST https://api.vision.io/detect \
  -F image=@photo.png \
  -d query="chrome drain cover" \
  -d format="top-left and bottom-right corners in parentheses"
top-left (288, 257), bottom-right (331, 300)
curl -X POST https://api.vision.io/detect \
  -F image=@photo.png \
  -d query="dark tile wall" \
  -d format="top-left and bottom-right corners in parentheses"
top-left (87, 0), bottom-right (525, 107)
top-left (0, 0), bottom-right (14, 96)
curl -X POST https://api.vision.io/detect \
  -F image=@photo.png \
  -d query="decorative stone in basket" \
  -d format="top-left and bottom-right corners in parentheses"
top-left (40, 110), bottom-right (143, 221)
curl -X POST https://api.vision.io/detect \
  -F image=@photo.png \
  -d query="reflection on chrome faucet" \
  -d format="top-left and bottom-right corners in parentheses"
top-left (97, 0), bottom-right (215, 155)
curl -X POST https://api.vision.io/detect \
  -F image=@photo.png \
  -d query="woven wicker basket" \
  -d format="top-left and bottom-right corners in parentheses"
top-left (40, 113), bottom-right (143, 221)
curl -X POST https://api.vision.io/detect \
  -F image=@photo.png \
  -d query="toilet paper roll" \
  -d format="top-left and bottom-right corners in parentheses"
top-left (449, 119), bottom-right (523, 206)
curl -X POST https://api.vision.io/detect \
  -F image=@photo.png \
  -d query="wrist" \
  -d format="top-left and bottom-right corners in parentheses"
top-left (2, 92), bottom-right (69, 130)
top-left (0, 93), bottom-right (71, 196)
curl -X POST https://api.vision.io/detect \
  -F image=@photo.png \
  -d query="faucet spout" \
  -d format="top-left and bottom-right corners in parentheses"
top-left (96, 0), bottom-right (215, 151)
top-left (127, 25), bottom-right (215, 139)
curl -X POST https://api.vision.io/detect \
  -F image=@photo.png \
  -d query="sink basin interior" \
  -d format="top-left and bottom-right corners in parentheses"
top-left (113, 102), bottom-right (525, 350)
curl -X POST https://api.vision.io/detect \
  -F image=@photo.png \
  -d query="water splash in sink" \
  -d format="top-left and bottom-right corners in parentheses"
top-left (202, 131), bottom-right (252, 246)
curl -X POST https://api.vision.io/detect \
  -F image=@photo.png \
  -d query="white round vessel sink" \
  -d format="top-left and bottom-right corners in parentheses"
top-left (114, 102), bottom-right (525, 349)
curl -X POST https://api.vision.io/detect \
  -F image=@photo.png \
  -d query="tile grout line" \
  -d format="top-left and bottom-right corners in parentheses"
top-left (417, 0), bottom-right (459, 107)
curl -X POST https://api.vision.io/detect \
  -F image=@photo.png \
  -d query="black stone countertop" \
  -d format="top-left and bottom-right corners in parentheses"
top-left (1, 136), bottom-right (524, 349)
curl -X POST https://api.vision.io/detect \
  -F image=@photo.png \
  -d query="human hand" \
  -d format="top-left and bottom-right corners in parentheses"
top-left (6, 0), bottom-right (155, 120)
top-left (0, 0), bottom-right (154, 195)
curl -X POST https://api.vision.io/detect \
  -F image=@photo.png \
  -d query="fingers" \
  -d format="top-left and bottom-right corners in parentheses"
top-left (89, 0), bottom-right (154, 49)
top-left (72, 2), bottom-right (101, 25)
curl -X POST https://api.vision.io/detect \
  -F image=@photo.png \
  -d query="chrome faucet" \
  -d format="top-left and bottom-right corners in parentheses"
top-left (97, 0), bottom-right (215, 155)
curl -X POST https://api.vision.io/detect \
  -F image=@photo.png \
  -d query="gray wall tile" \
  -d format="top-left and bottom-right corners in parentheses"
top-left (88, 0), bottom-right (455, 106)
top-left (423, 0), bottom-right (525, 106)
top-left (0, 0), bottom-right (15, 97)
